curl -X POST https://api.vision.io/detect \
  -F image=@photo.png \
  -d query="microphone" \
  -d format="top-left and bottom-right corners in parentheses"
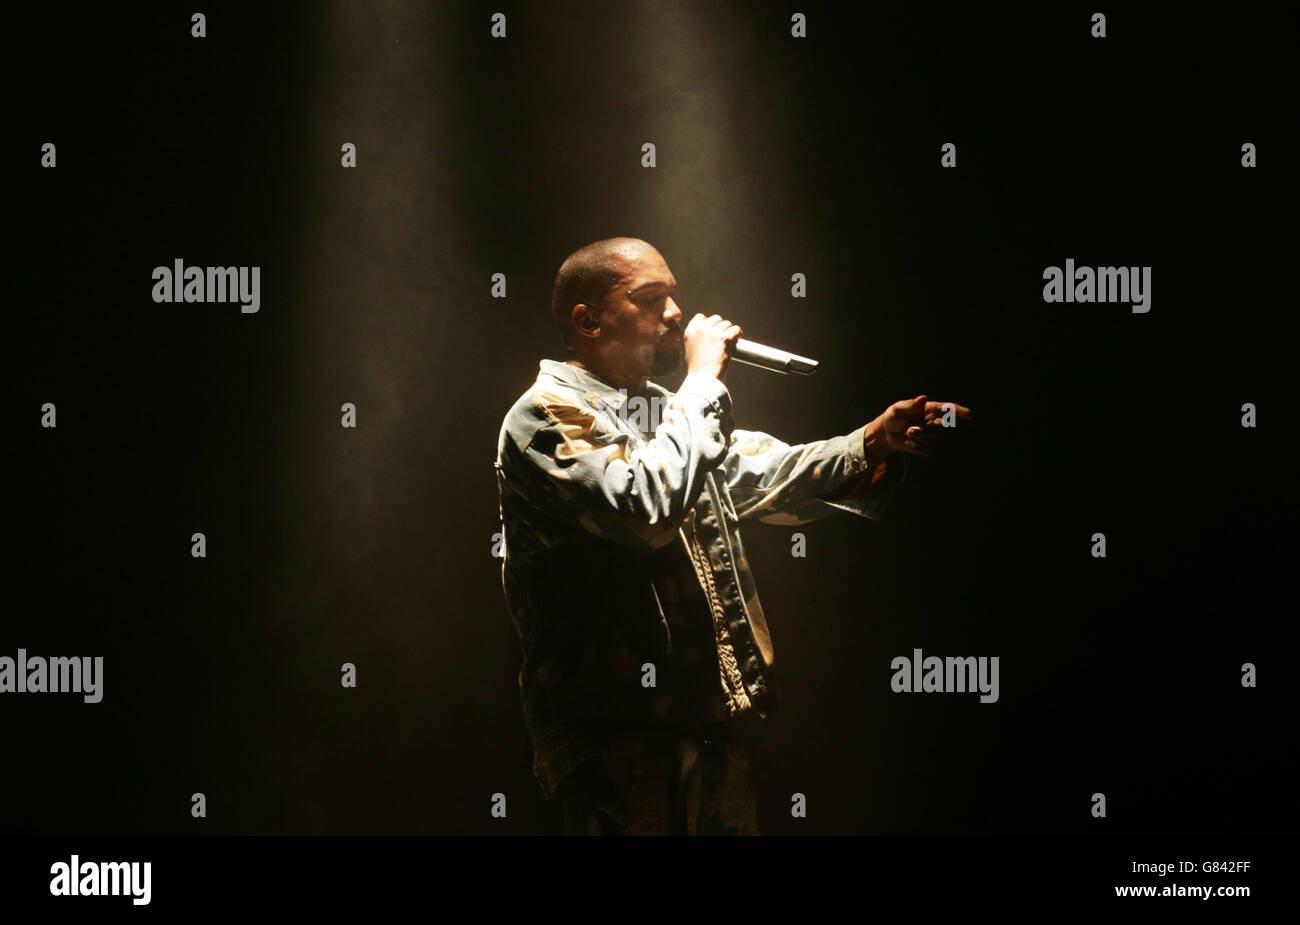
top-left (726, 338), bottom-right (820, 375)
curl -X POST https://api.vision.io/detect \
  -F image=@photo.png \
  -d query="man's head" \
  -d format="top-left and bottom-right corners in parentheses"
top-left (550, 237), bottom-right (685, 390)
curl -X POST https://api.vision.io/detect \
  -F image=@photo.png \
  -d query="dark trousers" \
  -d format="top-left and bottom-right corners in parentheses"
top-left (555, 729), bottom-right (760, 835)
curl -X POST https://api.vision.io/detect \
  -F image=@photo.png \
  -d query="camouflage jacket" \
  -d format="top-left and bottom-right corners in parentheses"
top-left (494, 358), bottom-right (908, 797)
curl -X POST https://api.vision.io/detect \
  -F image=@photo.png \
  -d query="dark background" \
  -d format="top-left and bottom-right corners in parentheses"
top-left (9, 2), bottom-right (1295, 835)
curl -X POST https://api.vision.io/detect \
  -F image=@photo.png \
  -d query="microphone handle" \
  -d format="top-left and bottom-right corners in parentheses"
top-left (727, 338), bottom-right (820, 376)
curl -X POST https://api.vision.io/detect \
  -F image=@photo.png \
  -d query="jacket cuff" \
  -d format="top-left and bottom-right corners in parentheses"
top-left (824, 421), bottom-right (908, 511)
top-left (844, 421), bottom-right (882, 475)
top-left (676, 373), bottom-right (733, 418)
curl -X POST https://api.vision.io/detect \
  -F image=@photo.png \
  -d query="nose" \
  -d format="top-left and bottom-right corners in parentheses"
top-left (664, 296), bottom-right (683, 326)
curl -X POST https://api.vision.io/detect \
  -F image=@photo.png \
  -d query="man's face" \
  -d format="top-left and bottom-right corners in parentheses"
top-left (590, 247), bottom-right (685, 379)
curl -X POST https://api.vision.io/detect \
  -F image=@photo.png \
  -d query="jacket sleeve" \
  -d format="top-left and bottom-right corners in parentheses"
top-left (719, 422), bottom-right (907, 526)
top-left (500, 373), bottom-right (735, 551)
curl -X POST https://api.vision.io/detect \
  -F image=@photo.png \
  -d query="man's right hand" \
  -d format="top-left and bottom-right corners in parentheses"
top-left (684, 313), bottom-right (743, 382)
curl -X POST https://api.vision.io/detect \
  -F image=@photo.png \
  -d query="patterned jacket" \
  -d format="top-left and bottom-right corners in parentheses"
top-left (494, 358), bottom-right (908, 797)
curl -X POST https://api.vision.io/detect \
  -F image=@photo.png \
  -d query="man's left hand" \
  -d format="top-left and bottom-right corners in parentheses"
top-left (866, 394), bottom-right (974, 460)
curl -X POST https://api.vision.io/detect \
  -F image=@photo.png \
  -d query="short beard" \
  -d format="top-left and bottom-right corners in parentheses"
top-left (649, 338), bottom-right (684, 377)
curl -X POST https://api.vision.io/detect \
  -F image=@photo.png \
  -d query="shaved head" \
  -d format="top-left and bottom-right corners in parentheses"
top-left (551, 237), bottom-right (659, 343)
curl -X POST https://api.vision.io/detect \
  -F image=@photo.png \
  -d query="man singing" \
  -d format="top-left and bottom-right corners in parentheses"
top-left (494, 237), bottom-right (972, 834)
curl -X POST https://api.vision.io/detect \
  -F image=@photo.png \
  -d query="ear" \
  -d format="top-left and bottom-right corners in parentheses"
top-left (574, 304), bottom-right (600, 336)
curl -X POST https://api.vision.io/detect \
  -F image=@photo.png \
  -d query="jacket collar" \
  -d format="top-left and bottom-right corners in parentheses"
top-left (538, 358), bottom-right (669, 409)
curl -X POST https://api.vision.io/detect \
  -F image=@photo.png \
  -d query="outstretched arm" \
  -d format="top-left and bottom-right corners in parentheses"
top-left (720, 420), bottom-right (906, 526)
top-left (721, 394), bottom-right (974, 526)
